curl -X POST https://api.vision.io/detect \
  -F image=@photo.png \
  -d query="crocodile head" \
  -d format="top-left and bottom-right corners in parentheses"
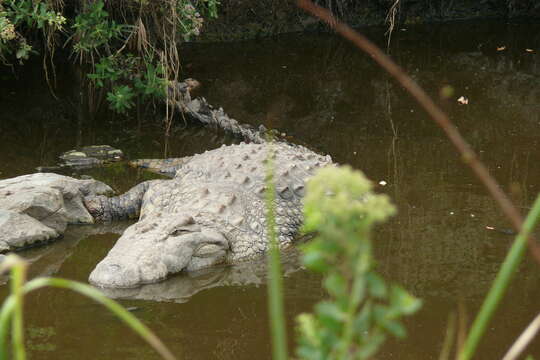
top-left (89, 214), bottom-right (229, 288)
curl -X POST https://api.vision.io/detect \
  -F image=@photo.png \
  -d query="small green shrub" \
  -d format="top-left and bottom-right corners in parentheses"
top-left (296, 166), bottom-right (421, 360)
top-left (0, 0), bottom-right (220, 115)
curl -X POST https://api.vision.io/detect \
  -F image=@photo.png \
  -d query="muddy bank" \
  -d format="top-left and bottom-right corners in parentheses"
top-left (200, 0), bottom-right (540, 41)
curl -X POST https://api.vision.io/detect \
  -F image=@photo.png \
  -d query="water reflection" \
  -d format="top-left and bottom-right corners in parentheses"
top-left (1, 20), bottom-right (540, 359)
top-left (97, 249), bottom-right (304, 303)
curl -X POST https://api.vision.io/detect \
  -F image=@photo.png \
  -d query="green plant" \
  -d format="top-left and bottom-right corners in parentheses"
top-left (71, 1), bottom-right (127, 60)
top-left (0, 0), bottom-right (65, 63)
top-left (264, 161), bottom-right (421, 360)
top-left (0, 254), bottom-right (176, 360)
top-left (264, 142), bottom-right (288, 360)
top-left (0, 0), bottom-right (220, 116)
top-left (294, 166), bottom-right (421, 360)
top-left (458, 194), bottom-right (540, 360)
top-left (107, 85), bottom-right (136, 113)
top-left (296, 2), bottom-right (540, 357)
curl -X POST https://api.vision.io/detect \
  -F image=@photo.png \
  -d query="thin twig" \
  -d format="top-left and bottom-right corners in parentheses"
top-left (502, 312), bottom-right (540, 360)
top-left (296, 0), bottom-right (540, 264)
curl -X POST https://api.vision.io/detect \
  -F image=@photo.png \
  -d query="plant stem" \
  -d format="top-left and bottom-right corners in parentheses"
top-left (0, 278), bottom-right (48, 360)
top-left (458, 194), bottom-right (540, 360)
top-left (338, 245), bottom-right (370, 359)
top-left (265, 143), bottom-right (288, 360)
top-left (11, 260), bottom-right (28, 360)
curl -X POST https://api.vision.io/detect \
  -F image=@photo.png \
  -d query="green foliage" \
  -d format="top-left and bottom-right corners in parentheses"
top-left (0, 0), bottom-right (65, 63)
top-left (72, 1), bottom-right (126, 58)
top-left (6, 0), bottom-right (65, 30)
top-left (0, 0), bottom-right (220, 114)
top-left (87, 56), bottom-right (122, 87)
top-left (296, 166), bottom-right (421, 360)
top-left (107, 85), bottom-right (136, 113)
top-left (88, 54), bottom-right (168, 112)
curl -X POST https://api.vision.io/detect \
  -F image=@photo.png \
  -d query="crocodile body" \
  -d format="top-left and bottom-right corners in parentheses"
top-left (86, 142), bottom-right (333, 288)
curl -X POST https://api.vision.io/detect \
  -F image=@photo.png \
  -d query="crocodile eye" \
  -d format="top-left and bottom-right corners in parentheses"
top-left (171, 228), bottom-right (190, 236)
top-left (194, 244), bottom-right (223, 258)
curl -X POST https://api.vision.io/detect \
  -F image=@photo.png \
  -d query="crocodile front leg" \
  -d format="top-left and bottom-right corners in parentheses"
top-left (83, 180), bottom-right (158, 222)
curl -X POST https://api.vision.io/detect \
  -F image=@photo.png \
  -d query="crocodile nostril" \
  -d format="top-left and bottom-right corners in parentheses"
top-left (108, 264), bottom-right (121, 272)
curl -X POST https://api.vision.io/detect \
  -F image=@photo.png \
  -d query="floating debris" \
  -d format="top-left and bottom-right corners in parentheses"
top-left (485, 226), bottom-right (515, 235)
top-left (457, 96), bottom-right (469, 105)
top-left (37, 145), bottom-right (124, 172)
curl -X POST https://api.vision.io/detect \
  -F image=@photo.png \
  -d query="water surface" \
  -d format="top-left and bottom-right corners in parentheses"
top-left (1, 21), bottom-right (540, 359)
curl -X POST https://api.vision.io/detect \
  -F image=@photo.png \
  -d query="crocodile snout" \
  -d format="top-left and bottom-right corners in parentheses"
top-left (89, 261), bottom-right (142, 288)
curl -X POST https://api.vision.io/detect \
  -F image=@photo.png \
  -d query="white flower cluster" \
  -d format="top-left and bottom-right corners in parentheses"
top-left (0, 17), bottom-right (16, 41)
top-left (182, 2), bottom-right (203, 37)
top-left (48, 12), bottom-right (67, 28)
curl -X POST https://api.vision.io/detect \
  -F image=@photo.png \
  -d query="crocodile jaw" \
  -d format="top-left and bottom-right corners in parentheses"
top-left (89, 215), bottom-right (229, 288)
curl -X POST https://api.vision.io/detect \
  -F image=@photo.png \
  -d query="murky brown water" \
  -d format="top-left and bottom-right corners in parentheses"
top-left (1, 21), bottom-right (540, 359)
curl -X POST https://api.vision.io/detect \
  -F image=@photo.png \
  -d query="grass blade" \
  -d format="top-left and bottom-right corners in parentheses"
top-left (458, 194), bottom-right (540, 360)
top-left (0, 276), bottom-right (176, 360)
top-left (10, 260), bottom-right (27, 360)
top-left (265, 143), bottom-right (288, 360)
top-left (438, 312), bottom-right (456, 360)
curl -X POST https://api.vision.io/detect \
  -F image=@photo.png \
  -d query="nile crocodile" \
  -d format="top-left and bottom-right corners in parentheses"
top-left (85, 141), bottom-right (332, 288)
top-left (0, 79), bottom-right (333, 289)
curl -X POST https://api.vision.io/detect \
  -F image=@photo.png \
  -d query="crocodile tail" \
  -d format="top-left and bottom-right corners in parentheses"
top-left (128, 157), bottom-right (192, 177)
top-left (171, 80), bottom-right (268, 143)
top-left (178, 97), bottom-right (268, 143)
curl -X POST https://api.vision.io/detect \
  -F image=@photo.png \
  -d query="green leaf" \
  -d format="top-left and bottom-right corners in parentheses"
top-left (390, 286), bottom-right (422, 316)
top-left (314, 302), bottom-right (344, 332)
top-left (323, 273), bottom-right (347, 298)
top-left (367, 272), bottom-right (387, 299)
top-left (382, 320), bottom-right (406, 338)
top-left (353, 301), bottom-right (373, 334)
top-left (302, 251), bottom-right (329, 273)
top-left (15, 48), bottom-right (27, 59)
top-left (296, 313), bottom-right (319, 347)
top-left (358, 332), bottom-right (386, 359)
